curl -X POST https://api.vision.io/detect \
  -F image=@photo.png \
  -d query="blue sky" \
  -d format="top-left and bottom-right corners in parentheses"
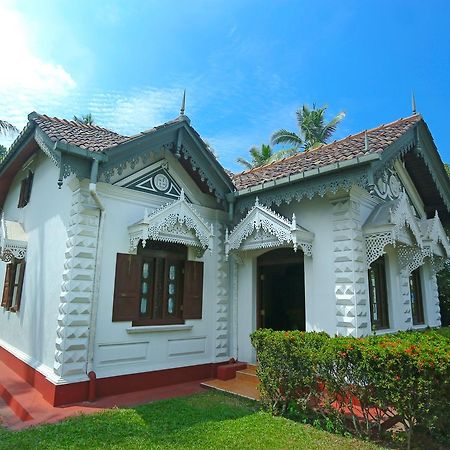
top-left (1, 0), bottom-right (449, 171)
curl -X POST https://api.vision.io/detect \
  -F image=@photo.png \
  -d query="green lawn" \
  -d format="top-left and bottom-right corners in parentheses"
top-left (0, 391), bottom-right (385, 450)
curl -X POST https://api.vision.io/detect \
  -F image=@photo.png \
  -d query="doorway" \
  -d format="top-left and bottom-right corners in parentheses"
top-left (257, 248), bottom-right (305, 331)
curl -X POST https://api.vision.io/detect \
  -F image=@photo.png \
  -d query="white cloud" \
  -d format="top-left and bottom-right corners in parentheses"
top-left (0, 2), bottom-right (76, 94)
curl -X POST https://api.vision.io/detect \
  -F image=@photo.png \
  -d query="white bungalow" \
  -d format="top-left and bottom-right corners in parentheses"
top-left (0, 107), bottom-right (448, 405)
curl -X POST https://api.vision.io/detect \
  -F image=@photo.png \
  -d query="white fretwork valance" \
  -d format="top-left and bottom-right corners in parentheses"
top-left (128, 190), bottom-right (214, 252)
top-left (224, 198), bottom-right (314, 260)
top-left (364, 192), bottom-right (423, 268)
top-left (0, 214), bottom-right (27, 262)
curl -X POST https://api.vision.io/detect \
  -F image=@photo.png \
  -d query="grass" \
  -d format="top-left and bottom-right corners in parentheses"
top-left (0, 391), bottom-right (385, 450)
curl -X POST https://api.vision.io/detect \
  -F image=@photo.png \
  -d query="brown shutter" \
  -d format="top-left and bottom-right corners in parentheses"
top-left (25, 171), bottom-right (34, 205)
top-left (18, 178), bottom-right (27, 208)
top-left (182, 261), bottom-right (204, 319)
top-left (10, 262), bottom-right (25, 312)
top-left (112, 253), bottom-right (142, 321)
top-left (1, 264), bottom-right (13, 307)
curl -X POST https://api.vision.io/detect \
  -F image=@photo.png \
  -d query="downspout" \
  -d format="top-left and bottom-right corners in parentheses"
top-left (86, 159), bottom-right (105, 391)
top-left (227, 196), bottom-right (239, 360)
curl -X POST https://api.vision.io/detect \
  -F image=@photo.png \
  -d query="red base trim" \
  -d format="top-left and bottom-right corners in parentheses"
top-left (0, 345), bottom-right (224, 406)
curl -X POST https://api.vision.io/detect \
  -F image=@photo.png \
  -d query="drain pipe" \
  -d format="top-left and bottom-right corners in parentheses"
top-left (86, 159), bottom-right (105, 397)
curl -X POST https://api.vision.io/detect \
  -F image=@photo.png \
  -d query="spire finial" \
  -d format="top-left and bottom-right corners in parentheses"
top-left (364, 130), bottom-right (369, 152)
top-left (412, 92), bottom-right (417, 114)
top-left (180, 89), bottom-right (186, 116)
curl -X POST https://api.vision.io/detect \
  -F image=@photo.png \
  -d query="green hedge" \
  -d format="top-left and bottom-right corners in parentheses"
top-left (251, 329), bottom-right (450, 445)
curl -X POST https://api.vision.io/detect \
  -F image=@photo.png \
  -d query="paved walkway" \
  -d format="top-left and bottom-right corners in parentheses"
top-left (0, 360), bottom-right (206, 430)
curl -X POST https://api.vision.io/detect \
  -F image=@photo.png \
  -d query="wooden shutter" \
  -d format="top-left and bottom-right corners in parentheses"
top-left (10, 262), bottom-right (25, 312)
top-left (1, 264), bottom-right (13, 307)
top-left (25, 172), bottom-right (34, 205)
top-left (182, 261), bottom-right (204, 319)
top-left (18, 178), bottom-right (27, 208)
top-left (112, 253), bottom-right (142, 321)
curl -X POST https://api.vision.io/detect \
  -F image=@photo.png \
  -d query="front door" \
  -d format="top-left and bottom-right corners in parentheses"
top-left (257, 248), bottom-right (305, 331)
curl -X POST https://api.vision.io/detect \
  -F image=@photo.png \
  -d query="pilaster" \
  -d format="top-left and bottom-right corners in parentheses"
top-left (214, 223), bottom-right (229, 359)
top-left (53, 186), bottom-right (100, 380)
top-left (331, 196), bottom-right (369, 337)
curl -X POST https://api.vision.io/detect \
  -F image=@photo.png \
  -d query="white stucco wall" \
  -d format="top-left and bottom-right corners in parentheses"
top-left (91, 181), bottom-right (228, 379)
top-left (235, 196), bottom-right (337, 362)
top-left (0, 153), bottom-right (72, 376)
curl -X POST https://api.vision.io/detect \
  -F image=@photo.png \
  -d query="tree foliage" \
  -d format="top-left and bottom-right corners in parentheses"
top-left (271, 104), bottom-right (345, 151)
top-left (0, 119), bottom-right (18, 136)
top-left (237, 144), bottom-right (296, 170)
top-left (73, 113), bottom-right (95, 125)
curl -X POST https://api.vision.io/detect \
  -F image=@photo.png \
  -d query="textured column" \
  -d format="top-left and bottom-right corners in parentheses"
top-left (331, 197), bottom-right (369, 337)
top-left (53, 187), bottom-right (100, 380)
top-left (399, 268), bottom-right (412, 328)
top-left (429, 270), bottom-right (441, 327)
top-left (214, 223), bottom-right (229, 359)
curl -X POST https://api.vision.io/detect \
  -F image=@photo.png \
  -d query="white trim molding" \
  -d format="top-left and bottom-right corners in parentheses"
top-left (224, 197), bottom-right (314, 260)
top-left (0, 213), bottom-right (27, 262)
top-left (363, 192), bottom-right (423, 268)
top-left (128, 190), bottom-right (214, 252)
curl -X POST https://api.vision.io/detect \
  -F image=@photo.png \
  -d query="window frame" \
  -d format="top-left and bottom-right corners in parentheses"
top-left (368, 255), bottom-right (390, 330)
top-left (133, 244), bottom-right (186, 326)
top-left (409, 268), bottom-right (425, 325)
top-left (1, 259), bottom-right (26, 312)
top-left (18, 170), bottom-right (34, 208)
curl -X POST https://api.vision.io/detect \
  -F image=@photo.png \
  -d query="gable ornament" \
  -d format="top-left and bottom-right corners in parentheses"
top-left (225, 198), bottom-right (314, 260)
top-left (128, 190), bottom-right (214, 253)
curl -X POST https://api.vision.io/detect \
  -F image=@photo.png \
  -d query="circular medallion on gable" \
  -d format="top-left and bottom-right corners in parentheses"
top-left (154, 173), bottom-right (170, 192)
top-left (389, 174), bottom-right (401, 198)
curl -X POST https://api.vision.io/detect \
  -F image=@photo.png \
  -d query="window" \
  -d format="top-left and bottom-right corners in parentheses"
top-left (18, 171), bottom-right (34, 208)
top-left (409, 268), bottom-right (425, 325)
top-left (1, 260), bottom-right (26, 312)
top-left (368, 255), bottom-right (389, 330)
top-left (112, 241), bottom-right (204, 325)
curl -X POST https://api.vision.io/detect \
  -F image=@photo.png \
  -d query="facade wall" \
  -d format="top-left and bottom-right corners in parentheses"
top-left (0, 153), bottom-right (72, 377)
top-left (235, 196), bottom-right (337, 362)
top-left (90, 182), bottom-right (228, 380)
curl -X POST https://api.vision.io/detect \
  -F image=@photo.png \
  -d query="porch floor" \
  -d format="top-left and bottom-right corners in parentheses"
top-left (201, 364), bottom-right (260, 401)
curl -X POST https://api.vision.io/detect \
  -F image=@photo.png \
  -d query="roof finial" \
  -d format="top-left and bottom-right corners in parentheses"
top-left (364, 130), bottom-right (369, 152)
top-left (180, 89), bottom-right (186, 116)
top-left (412, 92), bottom-right (417, 114)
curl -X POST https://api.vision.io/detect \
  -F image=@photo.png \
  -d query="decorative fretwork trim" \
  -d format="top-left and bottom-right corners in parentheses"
top-left (397, 244), bottom-right (425, 275)
top-left (237, 170), bottom-right (369, 213)
top-left (372, 169), bottom-right (403, 201)
top-left (421, 212), bottom-right (450, 257)
top-left (0, 214), bottom-right (27, 262)
top-left (225, 198), bottom-right (314, 259)
top-left (128, 190), bottom-right (214, 251)
top-left (364, 192), bottom-right (423, 268)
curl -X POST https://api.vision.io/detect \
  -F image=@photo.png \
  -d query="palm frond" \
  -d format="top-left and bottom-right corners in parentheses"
top-left (236, 157), bottom-right (253, 170)
top-left (0, 120), bottom-right (18, 136)
top-left (271, 129), bottom-right (303, 147)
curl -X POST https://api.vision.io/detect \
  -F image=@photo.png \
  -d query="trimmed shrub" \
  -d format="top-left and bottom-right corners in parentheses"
top-left (251, 329), bottom-right (450, 446)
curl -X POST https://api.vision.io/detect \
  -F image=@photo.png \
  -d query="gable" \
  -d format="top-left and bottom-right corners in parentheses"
top-left (116, 162), bottom-right (186, 201)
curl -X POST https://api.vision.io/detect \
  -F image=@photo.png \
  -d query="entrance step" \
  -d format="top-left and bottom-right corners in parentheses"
top-left (201, 362), bottom-right (260, 401)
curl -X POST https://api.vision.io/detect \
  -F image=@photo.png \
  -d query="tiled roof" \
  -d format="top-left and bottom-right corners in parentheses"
top-left (232, 114), bottom-right (422, 190)
top-left (31, 114), bottom-right (129, 152)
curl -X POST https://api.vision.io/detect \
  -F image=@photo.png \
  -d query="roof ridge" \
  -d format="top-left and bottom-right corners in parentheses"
top-left (33, 113), bottom-right (128, 136)
top-left (233, 114), bottom-right (421, 178)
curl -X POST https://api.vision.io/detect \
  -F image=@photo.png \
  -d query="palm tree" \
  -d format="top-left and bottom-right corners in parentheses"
top-left (73, 113), bottom-right (95, 125)
top-left (237, 144), bottom-right (296, 170)
top-left (271, 104), bottom-right (345, 151)
top-left (0, 120), bottom-right (18, 136)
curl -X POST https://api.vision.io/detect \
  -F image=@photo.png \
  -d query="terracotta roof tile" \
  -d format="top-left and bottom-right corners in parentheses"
top-left (31, 114), bottom-right (129, 152)
top-left (232, 114), bottom-right (422, 190)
